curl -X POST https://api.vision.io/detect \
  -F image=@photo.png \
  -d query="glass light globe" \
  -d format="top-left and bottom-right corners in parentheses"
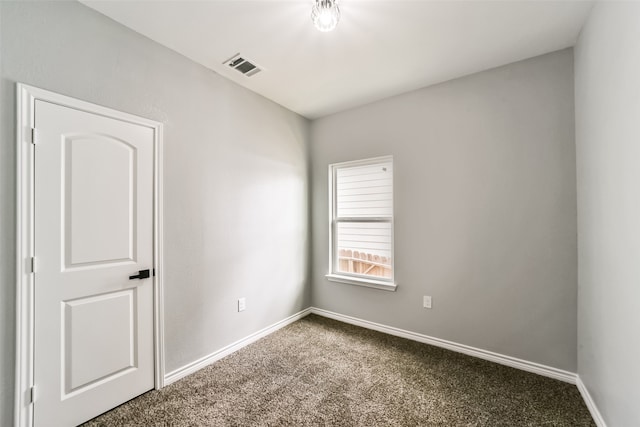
top-left (311, 0), bottom-right (340, 32)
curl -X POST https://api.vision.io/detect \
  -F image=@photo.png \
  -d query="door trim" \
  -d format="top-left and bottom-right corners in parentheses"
top-left (15, 83), bottom-right (165, 427)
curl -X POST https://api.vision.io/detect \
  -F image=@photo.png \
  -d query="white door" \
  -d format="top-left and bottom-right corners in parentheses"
top-left (33, 99), bottom-right (155, 426)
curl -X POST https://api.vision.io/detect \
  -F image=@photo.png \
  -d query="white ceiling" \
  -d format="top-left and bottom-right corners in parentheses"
top-left (82, 0), bottom-right (594, 119)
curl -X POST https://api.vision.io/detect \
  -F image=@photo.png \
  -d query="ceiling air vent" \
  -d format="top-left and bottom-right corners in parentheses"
top-left (223, 53), bottom-right (262, 77)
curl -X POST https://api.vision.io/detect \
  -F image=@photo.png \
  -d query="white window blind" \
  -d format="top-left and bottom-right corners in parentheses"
top-left (329, 157), bottom-right (394, 286)
top-left (336, 163), bottom-right (393, 218)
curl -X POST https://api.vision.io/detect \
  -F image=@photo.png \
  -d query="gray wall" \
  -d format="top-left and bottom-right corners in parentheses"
top-left (575, 2), bottom-right (640, 425)
top-left (311, 49), bottom-right (578, 372)
top-left (0, 2), bottom-right (310, 424)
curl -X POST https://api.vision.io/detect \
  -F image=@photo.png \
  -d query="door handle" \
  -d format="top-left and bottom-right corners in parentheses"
top-left (129, 269), bottom-right (150, 280)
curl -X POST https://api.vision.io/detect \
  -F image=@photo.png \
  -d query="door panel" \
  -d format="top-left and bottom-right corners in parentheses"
top-left (64, 134), bottom-right (137, 267)
top-left (34, 99), bottom-right (154, 426)
top-left (63, 289), bottom-right (137, 394)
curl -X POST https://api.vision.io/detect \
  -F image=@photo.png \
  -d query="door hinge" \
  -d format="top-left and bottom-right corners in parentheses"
top-left (30, 386), bottom-right (36, 404)
top-left (30, 127), bottom-right (37, 145)
top-left (30, 257), bottom-right (35, 273)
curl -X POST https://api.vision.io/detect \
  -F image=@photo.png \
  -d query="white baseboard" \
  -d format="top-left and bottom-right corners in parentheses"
top-left (310, 307), bottom-right (577, 384)
top-left (577, 376), bottom-right (607, 427)
top-left (164, 307), bottom-right (312, 385)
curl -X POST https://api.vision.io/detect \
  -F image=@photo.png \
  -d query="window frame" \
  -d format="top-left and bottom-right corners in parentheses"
top-left (326, 156), bottom-right (397, 291)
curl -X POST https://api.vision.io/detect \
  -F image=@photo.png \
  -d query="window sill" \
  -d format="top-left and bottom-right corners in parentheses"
top-left (325, 274), bottom-right (397, 292)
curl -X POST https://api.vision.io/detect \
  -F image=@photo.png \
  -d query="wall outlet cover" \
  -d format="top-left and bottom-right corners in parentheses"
top-left (423, 295), bottom-right (432, 309)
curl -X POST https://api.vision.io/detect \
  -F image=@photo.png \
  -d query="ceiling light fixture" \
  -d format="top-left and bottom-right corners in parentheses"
top-left (311, 0), bottom-right (340, 32)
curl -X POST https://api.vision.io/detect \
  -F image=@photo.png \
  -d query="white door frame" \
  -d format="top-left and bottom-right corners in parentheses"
top-left (14, 83), bottom-right (165, 427)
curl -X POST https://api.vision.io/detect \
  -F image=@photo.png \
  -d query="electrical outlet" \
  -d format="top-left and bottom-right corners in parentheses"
top-left (238, 297), bottom-right (246, 312)
top-left (423, 295), bottom-right (432, 309)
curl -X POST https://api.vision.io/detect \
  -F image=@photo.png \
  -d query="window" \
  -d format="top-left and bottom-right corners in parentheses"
top-left (327, 156), bottom-right (396, 291)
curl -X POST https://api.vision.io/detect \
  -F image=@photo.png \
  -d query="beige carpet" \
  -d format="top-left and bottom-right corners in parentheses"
top-left (84, 314), bottom-right (595, 426)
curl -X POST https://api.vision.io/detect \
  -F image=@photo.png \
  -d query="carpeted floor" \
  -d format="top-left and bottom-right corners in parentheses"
top-left (83, 314), bottom-right (595, 426)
